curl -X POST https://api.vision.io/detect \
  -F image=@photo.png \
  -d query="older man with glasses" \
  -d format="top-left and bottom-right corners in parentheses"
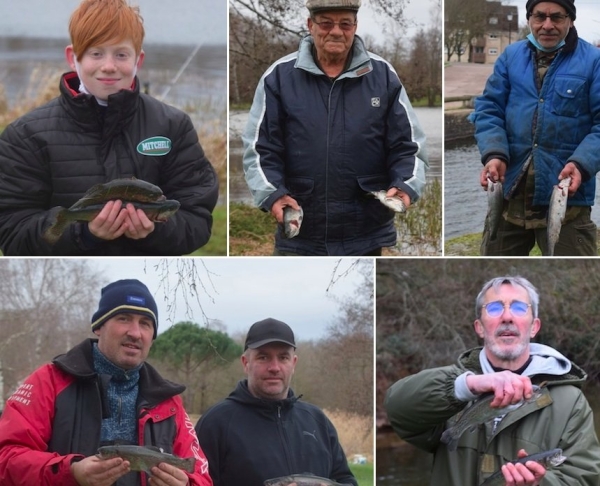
top-left (242, 0), bottom-right (428, 256)
top-left (470, 0), bottom-right (600, 257)
top-left (385, 276), bottom-right (600, 486)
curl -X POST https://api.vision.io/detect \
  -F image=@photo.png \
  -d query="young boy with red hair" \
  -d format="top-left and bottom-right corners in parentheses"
top-left (0, 0), bottom-right (219, 256)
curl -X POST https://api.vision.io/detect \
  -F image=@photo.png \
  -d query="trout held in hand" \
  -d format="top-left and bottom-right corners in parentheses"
top-left (264, 474), bottom-right (345, 486)
top-left (283, 206), bottom-right (303, 238)
top-left (69, 178), bottom-right (166, 210)
top-left (370, 190), bottom-right (406, 213)
top-left (440, 386), bottom-right (544, 452)
top-left (546, 177), bottom-right (571, 256)
top-left (486, 177), bottom-right (503, 241)
top-left (481, 448), bottom-right (567, 486)
top-left (97, 445), bottom-right (196, 474)
top-left (42, 179), bottom-right (179, 244)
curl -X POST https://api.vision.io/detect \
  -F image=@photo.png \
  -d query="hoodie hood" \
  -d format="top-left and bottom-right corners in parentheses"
top-left (458, 345), bottom-right (587, 387)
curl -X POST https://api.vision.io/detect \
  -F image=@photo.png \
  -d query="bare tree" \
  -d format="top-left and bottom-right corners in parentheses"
top-left (0, 259), bottom-right (102, 407)
top-left (444, 0), bottom-right (488, 61)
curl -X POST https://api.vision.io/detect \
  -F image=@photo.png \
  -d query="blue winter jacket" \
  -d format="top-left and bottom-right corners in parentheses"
top-left (470, 37), bottom-right (600, 206)
top-left (242, 35), bottom-right (428, 255)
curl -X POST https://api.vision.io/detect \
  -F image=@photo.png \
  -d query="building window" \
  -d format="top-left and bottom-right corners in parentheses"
top-left (489, 48), bottom-right (498, 55)
top-left (489, 34), bottom-right (498, 39)
top-left (475, 47), bottom-right (484, 53)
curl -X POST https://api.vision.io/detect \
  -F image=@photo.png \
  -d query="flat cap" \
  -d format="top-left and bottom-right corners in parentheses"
top-left (306, 0), bottom-right (361, 13)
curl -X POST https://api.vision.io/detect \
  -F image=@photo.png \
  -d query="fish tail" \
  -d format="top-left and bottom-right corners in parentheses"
top-left (182, 457), bottom-right (196, 473)
top-left (440, 429), bottom-right (459, 452)
top-left (42, 209), bottom-right (69, 245)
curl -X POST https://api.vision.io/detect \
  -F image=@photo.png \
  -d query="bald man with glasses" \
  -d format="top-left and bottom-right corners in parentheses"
top-left (242, 0), bottom-right (428, 256)
top-left (385, 276), bottom-right (600, 486)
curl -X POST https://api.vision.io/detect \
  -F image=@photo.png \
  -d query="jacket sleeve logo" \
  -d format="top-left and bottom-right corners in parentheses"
top-left (371, 97), bottom-right (381, 107)
top-left (137, 136), bottom-right (172, 156)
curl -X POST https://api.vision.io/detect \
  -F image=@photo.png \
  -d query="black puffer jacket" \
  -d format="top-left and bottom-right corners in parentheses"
top-left (195, 379), bottom-right (357, 486)
top-left (0, 72), bottom-right (218, 255)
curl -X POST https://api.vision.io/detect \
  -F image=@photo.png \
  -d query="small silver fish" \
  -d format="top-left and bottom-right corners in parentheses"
top-left (370, 191), bottom-right (406, 213)
top-left (264, 474), bottom-right (345, 486)
top-left (440, 387), bottom-right (544, 452)
top-left (481, 448), bottom-right (567, 486)
top-left (97, 445), bottom-right (196, 474)
top-left (546, 177), bottom-right (571, 256)
top-left (283, 206), bottom-right (303, 238)
top-left (486, 177), bottom-right (503, 241)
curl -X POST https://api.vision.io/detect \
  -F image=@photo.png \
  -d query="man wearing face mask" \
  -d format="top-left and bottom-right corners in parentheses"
top-left (470, 0), bottom-right (600, 256)
top-left (0, 0), bottom-right (218, 256)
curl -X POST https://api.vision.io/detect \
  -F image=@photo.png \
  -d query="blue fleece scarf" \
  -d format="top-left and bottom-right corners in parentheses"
top-left (93, 343), bottom-right (141, 444)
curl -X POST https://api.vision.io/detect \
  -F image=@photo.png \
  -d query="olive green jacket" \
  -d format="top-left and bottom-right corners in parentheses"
top-left (384, 347), bottom-right (600, 485)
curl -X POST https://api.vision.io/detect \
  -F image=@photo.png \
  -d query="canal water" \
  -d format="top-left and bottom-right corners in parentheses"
top-left (229, 107), bottom-right (442, 204)
top-left (444, 139), bottom-right (600, 240)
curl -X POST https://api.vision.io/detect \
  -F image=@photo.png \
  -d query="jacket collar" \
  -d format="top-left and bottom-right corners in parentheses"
top-left (59, 72), bottom-right (141, 129)
top-left (52, 338), bottom-right (185, 405)
top-left (227, 379), bottom-right (299, 411)
top-left (295, 34), bottom-right (372, 79)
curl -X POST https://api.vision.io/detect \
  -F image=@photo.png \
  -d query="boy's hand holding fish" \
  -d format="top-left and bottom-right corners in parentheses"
top-left (466, 371), bottom-right (535, 408)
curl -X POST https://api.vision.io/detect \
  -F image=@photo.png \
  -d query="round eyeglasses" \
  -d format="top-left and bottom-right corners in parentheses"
top-left (482, 300), bottom-right (532, 318)
top-left (312, 20), bottom-right (357, 32)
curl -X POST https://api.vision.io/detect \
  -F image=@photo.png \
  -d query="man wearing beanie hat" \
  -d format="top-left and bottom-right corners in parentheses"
top-left (196, 318), bottom-right (358, 486)
top-left (471, 0), bottom-right (600, 256)
top-left (0, 278), bottom-right (213, 486)
top-left (242, 0), bottom-right (428, 256)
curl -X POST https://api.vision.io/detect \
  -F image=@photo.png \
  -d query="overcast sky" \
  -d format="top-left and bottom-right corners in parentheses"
top-left (88, 258), bottom-right (371, 343)
top-left (0, 0), bottom-right (226, 45)
top-left (358, 0), bottom-right (439, 44)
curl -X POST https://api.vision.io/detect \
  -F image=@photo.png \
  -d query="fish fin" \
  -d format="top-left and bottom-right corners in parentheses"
top-left (42, 209), bottom-right (69, 245)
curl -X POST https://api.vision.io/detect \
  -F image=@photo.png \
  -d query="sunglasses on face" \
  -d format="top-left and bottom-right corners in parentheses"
top-left (482, 300), bottom-right (532, 318)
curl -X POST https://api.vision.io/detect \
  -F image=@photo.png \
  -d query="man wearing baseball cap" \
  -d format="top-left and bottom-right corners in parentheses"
top-left (0, 279), bottom-right (213, 486)
top-left (242, 0), bottom-right (428, 256)
top-left (471, 0), bottom-right (600, 256)
top-left (196, 318), bottom-right (357, 486)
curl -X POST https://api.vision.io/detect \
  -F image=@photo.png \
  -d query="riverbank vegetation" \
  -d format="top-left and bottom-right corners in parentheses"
top-left (229, 178), bottom-right (441, 256)
top-left (445, 231), bottom-right (600, 256)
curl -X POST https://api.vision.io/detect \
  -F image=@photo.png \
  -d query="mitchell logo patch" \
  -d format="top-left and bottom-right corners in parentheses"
top-left (371, 97), bottom-right (381, 107)
top-left (137, 136), bottom-right (172, 156)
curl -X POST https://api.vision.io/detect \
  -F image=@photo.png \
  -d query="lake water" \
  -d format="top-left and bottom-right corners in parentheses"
top-left (0, 0), bottom-right (227, 132)
top-left (0, 36), bottom-right (226, 133)
top-left (444, 139), bottom-right (600, 240)
top-left (229, 107), bottom-right (442, 204)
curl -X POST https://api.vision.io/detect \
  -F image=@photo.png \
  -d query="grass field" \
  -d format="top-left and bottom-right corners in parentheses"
top-left (350, 463), bottom-right (374, 486)
top-left (444, 230), bottom-right (600, 256)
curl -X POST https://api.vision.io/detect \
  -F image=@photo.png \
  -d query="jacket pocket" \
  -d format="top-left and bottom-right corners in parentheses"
top-left (551, 77), bottom-right (588, 118)
top-left (357, 174), bottom-right (394, 227)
